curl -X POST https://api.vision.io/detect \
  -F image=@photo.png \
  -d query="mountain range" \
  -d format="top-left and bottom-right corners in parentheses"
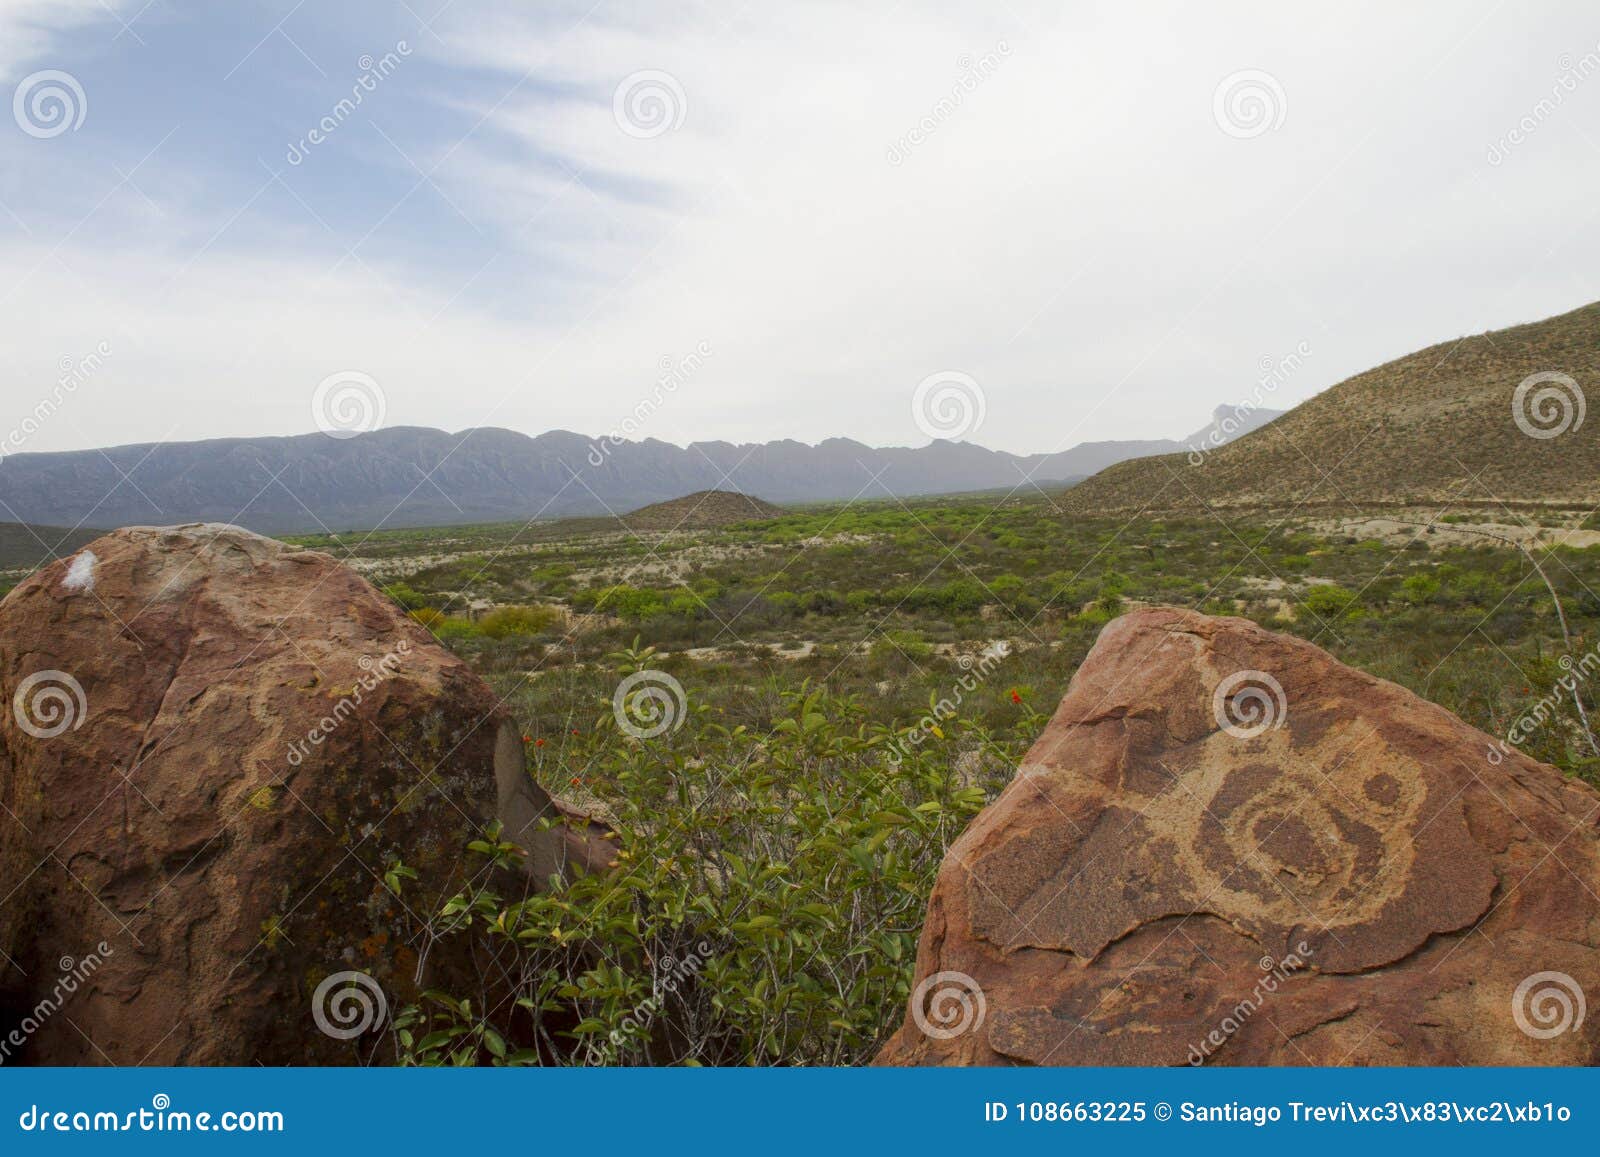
top-left (0, 405), bottom-right (1279, 535)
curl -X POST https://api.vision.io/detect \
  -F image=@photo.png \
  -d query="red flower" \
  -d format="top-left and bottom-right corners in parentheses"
top-left (521, 734), bottom-right (531, 743)
top-left (570, 776), bottom-right (581, 787)
top-left (535, 738), bottom-right (546, 748)
top-left (1010, 690), bottom-right (1022, 704)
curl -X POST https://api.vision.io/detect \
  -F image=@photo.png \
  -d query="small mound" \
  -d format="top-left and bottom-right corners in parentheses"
top-left (622, 489), bottom-right (785, 530)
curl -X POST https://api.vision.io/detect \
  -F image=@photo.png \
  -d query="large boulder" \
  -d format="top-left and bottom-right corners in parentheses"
top-left (878, 608), bottom-right (1600, 1065)
top-left (0, 524), bottom-right (610, 1064)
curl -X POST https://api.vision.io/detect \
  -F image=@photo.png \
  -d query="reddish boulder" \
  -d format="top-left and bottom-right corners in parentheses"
top-left (0, 524), bottom-right (610, 1064)
top-left (878, 608), bottom-right (1600, 1065)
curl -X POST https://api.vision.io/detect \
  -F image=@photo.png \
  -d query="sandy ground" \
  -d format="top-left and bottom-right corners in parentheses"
top-left (1308, 516), bottom-right (1600, 550)
top-left (348, 531), bottom-right (877, 588)
top-left (668, 637), bottom-right (1018, 665)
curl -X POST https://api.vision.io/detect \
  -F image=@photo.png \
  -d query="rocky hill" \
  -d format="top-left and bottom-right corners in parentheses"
top-left (1064, 301), bottom-right (1600, 514)
top-left (622, 489), bottom-right (785, 530)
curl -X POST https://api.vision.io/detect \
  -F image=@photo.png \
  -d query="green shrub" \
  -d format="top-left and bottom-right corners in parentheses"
top-left (410, 607), bottom-right (482, 640)
top-left (578, 585), bottom-right (668, 620)
top-left (432, 617), bottom-right (481, 641)
top-left (1303, 583), bottom-right (1357, 619)
top-left (393, 681), bottom-right (1030, 1067)
top-left (873, 629), bottom-right (933, 662)
top-left (1400, 573), bottom-right (1440, 606)
top-left (479, 605), bottom-right (561, 639)
top-left (383, 582), bottom-right (431, 611)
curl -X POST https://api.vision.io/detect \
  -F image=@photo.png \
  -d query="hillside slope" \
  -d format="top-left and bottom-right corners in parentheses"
top-left (1064, 301), bottom-right (1600, 514)
top-left (622, 490), bottom-right (785, 530)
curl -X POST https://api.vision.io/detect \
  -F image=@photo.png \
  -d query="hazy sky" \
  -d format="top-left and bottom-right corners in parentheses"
top-left (2, 0), bottom-right (1599, 457)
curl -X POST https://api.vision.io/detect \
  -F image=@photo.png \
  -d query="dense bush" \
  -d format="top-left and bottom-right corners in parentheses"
top-left (479, 604), bottom-right (561, 639)
top-left (391, 651), bottom-right (1043, 1067)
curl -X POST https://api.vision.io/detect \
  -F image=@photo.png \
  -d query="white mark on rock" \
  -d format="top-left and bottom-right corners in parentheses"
top-left (62, 550), bottom-right (97, 592)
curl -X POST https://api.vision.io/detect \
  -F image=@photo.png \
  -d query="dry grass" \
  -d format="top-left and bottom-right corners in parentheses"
top-left (1063, 300), bottom-right (1600, 514)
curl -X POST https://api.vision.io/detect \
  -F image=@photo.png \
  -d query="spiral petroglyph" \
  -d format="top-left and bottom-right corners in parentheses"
top-left (880, 609), bottom-right (1600, 1067)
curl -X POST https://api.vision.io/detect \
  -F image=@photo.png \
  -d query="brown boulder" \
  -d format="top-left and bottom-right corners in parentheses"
top-left (877, 608), bottom-right (1600, 1065)
top-left (0, 524), bottom-right (610, 1064)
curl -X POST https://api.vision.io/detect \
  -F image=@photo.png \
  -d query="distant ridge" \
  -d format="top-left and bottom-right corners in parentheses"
top-left (0, 405), bottom-right (1259, 534)
top-left (1064, 301), bottom-right (1600, 514)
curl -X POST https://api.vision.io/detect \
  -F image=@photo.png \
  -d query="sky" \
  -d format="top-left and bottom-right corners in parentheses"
top-left (2, 0), bottom-right (1599, 458)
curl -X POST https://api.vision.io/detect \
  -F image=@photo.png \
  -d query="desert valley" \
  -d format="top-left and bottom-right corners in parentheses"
top-left (2, 301), bottom-right (1599, 1066)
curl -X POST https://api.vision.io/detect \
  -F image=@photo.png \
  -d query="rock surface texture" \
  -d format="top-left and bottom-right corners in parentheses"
top-left (877, 608), bottom-right (1600, 1065)
top-left (0, 524), bottom-right (610, 1064)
